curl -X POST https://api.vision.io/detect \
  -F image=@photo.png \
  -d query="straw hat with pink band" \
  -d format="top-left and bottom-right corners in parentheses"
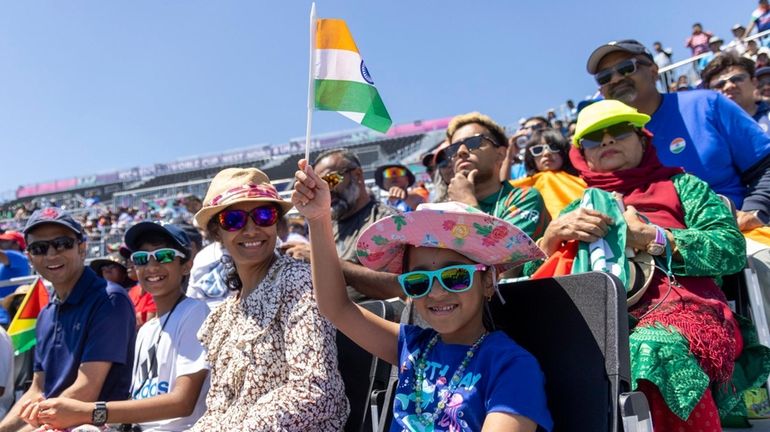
top-left (355, 201), bottom-right (545, 275)
top-left (194, 167), bottom-right (294, 229)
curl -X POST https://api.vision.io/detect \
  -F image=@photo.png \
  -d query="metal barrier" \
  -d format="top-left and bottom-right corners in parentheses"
top-left (0, 276), bottom-right (40, 289)
top-left (657, 29), bottom-right (770, 92)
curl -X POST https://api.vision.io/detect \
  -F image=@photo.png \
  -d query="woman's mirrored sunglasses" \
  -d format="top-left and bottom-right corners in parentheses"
top-left (529, 143), bottom-right (560, 157)
top-left (27, 236), bottom-right (79, 256)
top-left (578, 123), bottom-right (637, 150)
top-left (397, 264), bottom-right (487, 299)
top-left (443, 134), bottom-right (498, 160)
top-left (594, 58), bottom-right (652, 86)
top-left (130, 248), bottom-right (187, 266)
top-left (218, 206), bottom-right (279, 232)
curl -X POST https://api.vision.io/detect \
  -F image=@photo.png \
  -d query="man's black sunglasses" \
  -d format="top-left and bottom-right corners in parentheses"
top-left (27, 236), bottom-right (80, 256)
top-left (443, 134), bottom-right (498, 160)
top-left (594, 58), bottom-right (652, 86)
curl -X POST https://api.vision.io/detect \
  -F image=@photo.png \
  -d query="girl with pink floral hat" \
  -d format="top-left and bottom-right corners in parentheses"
top-left (293, 160), bottom-right (553, 432)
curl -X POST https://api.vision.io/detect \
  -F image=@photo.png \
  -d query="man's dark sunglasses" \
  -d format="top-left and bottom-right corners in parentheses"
top-left (444, 134), bottom-right (498, 160)
top-left (709, 73), bottom-right (749, 90)
top-left (595, 58), bottom-right (652, 86)
top-left (27, 236), bottom-right (79, 256)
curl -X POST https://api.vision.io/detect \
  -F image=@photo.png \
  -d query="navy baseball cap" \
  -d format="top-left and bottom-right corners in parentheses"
top-left (23, 207), bottom-right (85, 240)
top-left (756, 67), bottom-right (770, 78)
top-left (124, 222), bottom-right (191, 257)
top-left (587, 39), bottom-right (655, 74)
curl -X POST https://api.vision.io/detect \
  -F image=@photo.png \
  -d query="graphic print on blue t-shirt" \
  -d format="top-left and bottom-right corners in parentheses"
top-left (395, 353), bottom-right (482, 431)
top-left (391, 325), bottom-right (553, 432)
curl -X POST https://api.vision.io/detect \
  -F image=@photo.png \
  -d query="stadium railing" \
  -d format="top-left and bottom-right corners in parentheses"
top-left (657, 29), bottom-right (770, 92)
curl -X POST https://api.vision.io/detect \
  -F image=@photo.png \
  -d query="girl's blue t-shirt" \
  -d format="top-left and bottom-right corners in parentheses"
top-left (391, 324), bottom-right (553, 432)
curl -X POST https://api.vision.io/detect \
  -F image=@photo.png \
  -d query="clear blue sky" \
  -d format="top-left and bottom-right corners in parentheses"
top-left (0, 1), bottom-right (749, 196)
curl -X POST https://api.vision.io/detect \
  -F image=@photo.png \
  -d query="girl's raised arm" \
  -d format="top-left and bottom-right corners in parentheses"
top-left (292, 160), bottom-right (400, 365)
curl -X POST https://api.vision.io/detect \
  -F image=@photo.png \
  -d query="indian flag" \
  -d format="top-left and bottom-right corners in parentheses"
top-left (7, 277), bottom-right (49, 356)
top-left (314, 19), bottom-right (392, 133)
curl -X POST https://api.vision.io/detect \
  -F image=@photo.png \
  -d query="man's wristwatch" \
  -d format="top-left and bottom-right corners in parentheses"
top-left (646, 225), bottom-right (667, 256)
top-left (92, 401), bottom-right (108, 426)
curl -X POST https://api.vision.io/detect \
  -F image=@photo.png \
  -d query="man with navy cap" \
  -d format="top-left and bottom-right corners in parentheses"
top-left (756, 66), bottom-right (770, 103)
top-left (0, 207), bottom-right (135, 431)
top-left (586, 39), bottom-right (770, 231)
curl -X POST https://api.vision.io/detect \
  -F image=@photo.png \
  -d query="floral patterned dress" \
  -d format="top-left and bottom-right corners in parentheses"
top-left (191, 254), bottom-right (349, 431)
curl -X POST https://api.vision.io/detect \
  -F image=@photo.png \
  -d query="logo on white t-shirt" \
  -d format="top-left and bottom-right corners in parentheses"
top-left (669, 137), bottom-right (686, 154)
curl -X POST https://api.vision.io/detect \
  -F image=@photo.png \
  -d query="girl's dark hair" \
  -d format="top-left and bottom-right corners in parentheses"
top-left (523, 129), bottom-right (577, 176)
top-left (205, 203), bottom-right (283, 292)
top-left (483, 302), bottom-right (496, 332)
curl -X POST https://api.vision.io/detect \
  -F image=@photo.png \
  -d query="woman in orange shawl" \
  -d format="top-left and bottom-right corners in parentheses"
top-left (511, 130), bottom-right (586, 218)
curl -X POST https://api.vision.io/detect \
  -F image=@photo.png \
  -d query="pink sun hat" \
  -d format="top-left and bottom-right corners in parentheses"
top-left (355, 201), bottom-right (545, 274)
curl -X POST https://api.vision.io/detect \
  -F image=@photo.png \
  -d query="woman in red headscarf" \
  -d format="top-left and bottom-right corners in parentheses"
top-left (537, 100), bottom-right (768, 430)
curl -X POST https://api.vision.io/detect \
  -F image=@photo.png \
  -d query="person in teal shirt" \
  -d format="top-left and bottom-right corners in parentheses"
top-left (442, 112), bottom-right (550, 241)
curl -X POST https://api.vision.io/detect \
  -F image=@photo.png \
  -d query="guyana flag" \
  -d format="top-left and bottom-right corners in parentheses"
top-left (7, 277), bottom-right (49, 355)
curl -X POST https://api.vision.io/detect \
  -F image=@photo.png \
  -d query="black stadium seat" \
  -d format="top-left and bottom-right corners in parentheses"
top-left (337, 300), bottom-right (403, 432)
top-left (491, 272), bottom-right (650, 432)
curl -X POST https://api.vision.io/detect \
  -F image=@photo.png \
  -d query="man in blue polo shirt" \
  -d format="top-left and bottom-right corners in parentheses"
top-left (0, 208), bottom-right (135, 432)
top-left (586, 39), bottom-right (770, 231)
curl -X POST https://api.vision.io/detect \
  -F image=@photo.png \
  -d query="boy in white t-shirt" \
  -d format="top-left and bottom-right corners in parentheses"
top-left (35, 223), bottom-right (210, 432)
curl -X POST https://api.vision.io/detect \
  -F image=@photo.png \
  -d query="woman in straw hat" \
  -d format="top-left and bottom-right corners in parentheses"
top-left (293, 160), bottom-right (553, 431)
top-left (541, 99), bottom-right (767, 430)
top-left (190, 168), bottom-right (348, 431)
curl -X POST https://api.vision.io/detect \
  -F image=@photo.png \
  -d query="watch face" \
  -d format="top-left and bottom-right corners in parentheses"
top-left (93, 408), bottom-right (107, 425)
top-left (647, 243), bottom-right (665, 256)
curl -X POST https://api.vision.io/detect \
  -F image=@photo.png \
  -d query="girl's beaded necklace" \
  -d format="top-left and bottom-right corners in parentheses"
top-left (412, 331), bottom-right (488, 427)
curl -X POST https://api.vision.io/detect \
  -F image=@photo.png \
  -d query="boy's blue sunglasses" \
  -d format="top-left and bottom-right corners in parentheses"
top-left (397, 264), bottom-right (487, 299)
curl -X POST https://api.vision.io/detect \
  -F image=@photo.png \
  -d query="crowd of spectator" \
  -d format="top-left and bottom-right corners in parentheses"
top-left (5, 3), bottom-right (770, 431)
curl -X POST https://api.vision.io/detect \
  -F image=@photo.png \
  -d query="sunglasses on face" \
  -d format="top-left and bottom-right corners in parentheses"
top-left (435, 153), bottom-right (449, 169)
top-left (130, 248), bottom-right (186, 266)
top-left (709, 73), bottom-right (749, 90)
top-left (397, 264), bottom-right (487, 299)
top-left (321, 167), bottom-right (355, 190)
top-left (594, 58), bottom-right (652, 86)
top-left (218, 206), bottom-right (279, 232)
top-left (382, 167), bottom-right (407, 179)
top-left (758, 78), bottom-right (770, 88)
top-left (529, 143), bottom-right (560, 157)
top-left (444, 134), bottom-right (497, 160)
top-left (27, 237), bottom-right (79, 256)
top-left (579, 123), bottom-right (637, 150)
top-left (523, 124), bottom-right (545, 132)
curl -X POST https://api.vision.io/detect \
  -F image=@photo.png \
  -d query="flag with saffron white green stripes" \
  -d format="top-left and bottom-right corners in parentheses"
top-left (313, 19), bottom-right (392, 133)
